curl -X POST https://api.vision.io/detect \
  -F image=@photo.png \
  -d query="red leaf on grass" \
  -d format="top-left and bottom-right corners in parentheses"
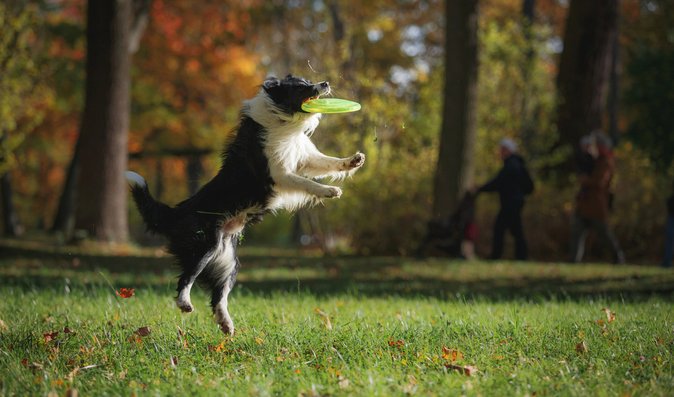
top-left (576, 341), bottom-right (588, 353)
top-left (116, 288), bottom-right (135, 298)
top-left (43, 331), bottom-right (59, 343)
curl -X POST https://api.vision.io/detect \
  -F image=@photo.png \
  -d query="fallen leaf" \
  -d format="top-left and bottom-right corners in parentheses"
top-left (254, 337), bottom-right (264, 345)
top-left (576, 341), bottom-right (588, 353)
top-left (43, 332), bottom-right (59, 343)
top-left (63, 327), bottom-right (74, 334)
top-left (65, 389), bottom-right (78, 397)
top-left (314, 308), bottom-right (332, 330)
top-left (445, 363), bottom-right (478, 376)
top-left (0, 319), bottom-right (7, 331)
top-left (135, 327), bottom-right (151, 337)
top-left (388, 339), bottom-right (405, 349)
top-left (21, 358), bottom-right (28, 367)
top-left (116, 288), bottom-right (135, 298)
top-left (170, 356), bottom-right (178, 368)
top-left (602, 308), bottom-right (616, 323)
top-left (209, 341), bottom-right (226, 352)
top-left (442, 346), bottom-right (464, 362)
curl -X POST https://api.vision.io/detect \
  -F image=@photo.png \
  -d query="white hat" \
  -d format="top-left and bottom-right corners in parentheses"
top-left (499, 138), bottom-right (518, 153)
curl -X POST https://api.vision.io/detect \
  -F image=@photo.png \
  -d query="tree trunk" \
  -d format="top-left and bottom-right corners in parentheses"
top-left (74, 0), bottom-right (132, 242)
top-left (51, 138), bottom-right (81, 236)
top-left (431, 0), bottom-right (479, 219)
top-left (607, 8), bottom-right (620, 144)
top-left (52, 0), bottom-right (148, 238)
top-left (1, 171), bottom-right (21, 237)
top-left (520, 0), bottom-right (536, 152)
top-left (555, 0), bottom-right (618, 163)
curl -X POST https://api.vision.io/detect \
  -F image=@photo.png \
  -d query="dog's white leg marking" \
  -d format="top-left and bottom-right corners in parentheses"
top-left (176, 230), bottom-right (225, 313)
top-left (273, 172), bottom-right (342, 198)
top-left (214, 277), bottom-right (235, 336)
top-left (300, 152), bottom-right (365, 179)
top-left (176, 253), bottom-right (212, 313)
top-left (211, 236), bottom-right (238, 336)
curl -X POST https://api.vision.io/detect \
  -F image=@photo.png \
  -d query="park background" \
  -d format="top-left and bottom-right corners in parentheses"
top-left (2, 0), bottom-right (673, 262)
top-left (2, 1), bottom-right (674, 396)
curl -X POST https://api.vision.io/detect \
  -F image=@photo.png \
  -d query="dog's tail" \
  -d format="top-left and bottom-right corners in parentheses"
top-left (125, 171), bottom-right (175, 235)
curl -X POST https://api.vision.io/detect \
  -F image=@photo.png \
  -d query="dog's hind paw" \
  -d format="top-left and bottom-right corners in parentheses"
top-left (176, 299), bottom-right (194, 313)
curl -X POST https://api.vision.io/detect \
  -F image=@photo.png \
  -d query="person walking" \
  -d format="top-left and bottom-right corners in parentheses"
top-left (475, 138), bottom-right (534, 261)
top-left (569, 132), bottom-right (625, 264)
top-left (662, 181), bottom-right (674, 268)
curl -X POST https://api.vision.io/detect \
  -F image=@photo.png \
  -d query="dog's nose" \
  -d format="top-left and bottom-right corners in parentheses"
top-left (319, 81), bottom-right (329, 88)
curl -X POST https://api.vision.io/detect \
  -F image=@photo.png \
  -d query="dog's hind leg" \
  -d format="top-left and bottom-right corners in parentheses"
top-left (176, 250), bottom-right (216, 313)
top-left (208, 235), bottom-right (240, 335)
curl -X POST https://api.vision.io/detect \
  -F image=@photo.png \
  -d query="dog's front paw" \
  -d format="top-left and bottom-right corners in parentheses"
top-left (347, 152), bottom-right (365, 170)
top-left (320, 186), bottom-right (342, 199)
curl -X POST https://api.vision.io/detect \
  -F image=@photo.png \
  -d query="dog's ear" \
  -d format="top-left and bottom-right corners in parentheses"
top-left (263, 76), bottom-right (280, 91)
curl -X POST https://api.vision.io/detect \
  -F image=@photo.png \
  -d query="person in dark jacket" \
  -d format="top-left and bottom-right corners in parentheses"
top-left (475, 138), bottom-right (533, 260)
top-left (663, 180), bottom-right (674, 268)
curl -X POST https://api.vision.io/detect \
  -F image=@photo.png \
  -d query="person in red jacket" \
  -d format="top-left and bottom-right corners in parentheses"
top-left (569, 132), bottom-right (625, 264)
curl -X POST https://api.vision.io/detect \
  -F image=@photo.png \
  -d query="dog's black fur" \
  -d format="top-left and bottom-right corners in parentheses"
top-left (127, 75), bottom-right (364, 335)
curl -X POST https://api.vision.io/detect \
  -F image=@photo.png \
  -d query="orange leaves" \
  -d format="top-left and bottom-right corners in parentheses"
top-left (208, 341), bottom-right (227, 353)
top-left (116, 288), bottom-right (135, 298)
top-left (388, 339), bottom-right (405, 349)
top-left (441, 346), bottom-right (478, 376)
top-left (442, 346), bottom-right (464, 362)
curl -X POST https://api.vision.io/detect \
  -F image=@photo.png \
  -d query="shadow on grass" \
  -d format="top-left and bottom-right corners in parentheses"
top-left (1, 244), bottom-right (673, 301)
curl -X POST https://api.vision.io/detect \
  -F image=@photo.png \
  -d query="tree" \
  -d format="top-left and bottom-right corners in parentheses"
top-left (73, 0), bottom-right (133, 242)
top-left (624, 1), bottom-right (674, 173)
top-left (53, 0), bottom-right (149, 240)
top-left (431, 0), bottom-right (479, 219)
top-left (555, 0), bottom-right (618, 164)
top-left (0, 4), bottom-right (50, 236)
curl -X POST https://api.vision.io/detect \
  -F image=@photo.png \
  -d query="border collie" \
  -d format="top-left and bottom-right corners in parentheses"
top-left (126, 75), bottom-right (365, 335)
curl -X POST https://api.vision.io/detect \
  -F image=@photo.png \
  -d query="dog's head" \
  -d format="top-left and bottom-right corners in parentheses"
top-left (262, 74), bottom-right (330, 114)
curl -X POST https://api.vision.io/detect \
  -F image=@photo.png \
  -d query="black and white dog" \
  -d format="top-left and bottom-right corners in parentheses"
top-left (126, 75), bottom-right (365, 335)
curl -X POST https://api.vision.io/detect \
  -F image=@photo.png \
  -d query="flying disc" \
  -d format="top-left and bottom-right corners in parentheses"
top-left (301, 98), bottom-right (361, 113)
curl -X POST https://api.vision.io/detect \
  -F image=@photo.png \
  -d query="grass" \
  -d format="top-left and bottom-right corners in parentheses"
top-left (0, 244), bottom-right (673, 396)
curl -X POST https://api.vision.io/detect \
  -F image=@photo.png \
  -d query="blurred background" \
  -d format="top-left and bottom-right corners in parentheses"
top-left (1, 0), bottom-right (672, 263)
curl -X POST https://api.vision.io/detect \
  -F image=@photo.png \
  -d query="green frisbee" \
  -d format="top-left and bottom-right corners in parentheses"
top-left (301, 98), bottom-right (361, 113)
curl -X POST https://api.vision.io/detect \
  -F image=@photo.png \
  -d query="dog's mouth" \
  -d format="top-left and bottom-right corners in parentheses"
top-left (304, 82), bottom-right (331, 103)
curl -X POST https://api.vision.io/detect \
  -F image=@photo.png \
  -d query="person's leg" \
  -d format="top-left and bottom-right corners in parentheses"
top-left (662, 216), bottom-right (674, 268)
top-left (508, 203), bottom-right (528, 261)
top-left (569, 214), bottom-right (588, 263)
top-left (593, 220), bottom-right (625, 264)
top-left (490, 209), bottom-right (507, 260)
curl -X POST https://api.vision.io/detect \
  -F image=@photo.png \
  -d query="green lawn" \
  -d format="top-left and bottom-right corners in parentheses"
top-left (0, 245), bottom-right (673, 396)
